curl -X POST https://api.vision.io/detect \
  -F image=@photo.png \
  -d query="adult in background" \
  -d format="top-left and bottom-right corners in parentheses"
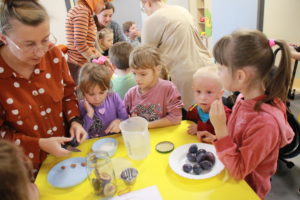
top-left (0, 0), bottom-right (86, 171)
top-left (94, 2), bottom-right (125, 44)
top-left (65, 0), bottom-right (106, 83)
top-left (141, 0), bottom-right (213, 109)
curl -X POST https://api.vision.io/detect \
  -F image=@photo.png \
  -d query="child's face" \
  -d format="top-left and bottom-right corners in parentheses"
top-left (128, 24), bottom-right (139, 38)
top-left (84, 85), bottom-right (108, 107)
top-left (100, 33), bottom-right (113, 50)
top-left (132, 67), bottom-right (159, 91)
top-left (193, 76), bottom-right (223, 113)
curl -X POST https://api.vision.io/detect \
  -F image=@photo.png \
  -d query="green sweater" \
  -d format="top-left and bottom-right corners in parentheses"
top-left (111, 73), bottom-right (136, 99)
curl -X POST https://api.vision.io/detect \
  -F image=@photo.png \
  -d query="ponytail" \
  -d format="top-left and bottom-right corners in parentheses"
top-left (0, 0), bottom-right (47, 34)
top-left (256, 40), bottom-right (291, 110)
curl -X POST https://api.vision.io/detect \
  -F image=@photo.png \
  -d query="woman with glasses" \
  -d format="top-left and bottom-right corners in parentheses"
top-left (65, 0), bottom-right (107, 83)
top-left (0, 0), bottom-right (87, 173)
top-left (141, 0), bottom-right (213, 111)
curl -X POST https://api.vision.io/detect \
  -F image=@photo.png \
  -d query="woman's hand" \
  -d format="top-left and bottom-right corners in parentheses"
top-left (84, 99), bottom-right (94, 118)
top-left (69, 121), bottom-right (87, 143)
top-left (187, 123), bottom-right (197, 135)
top-left (197, 131), bottom-right (217, 143)
top-left (105, 119), bottom-right (121, 134)
top-left (209, 99), bottom-right (228, 139)
top-left (39, 137), bottom-right (72, 157)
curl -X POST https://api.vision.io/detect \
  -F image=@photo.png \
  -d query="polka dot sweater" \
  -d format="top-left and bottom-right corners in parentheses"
top-left (0, 46), bottom-right (80, 170)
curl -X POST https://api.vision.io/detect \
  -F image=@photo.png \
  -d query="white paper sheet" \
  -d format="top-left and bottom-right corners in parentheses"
top-left (112, 185), bottom-right (163, 200)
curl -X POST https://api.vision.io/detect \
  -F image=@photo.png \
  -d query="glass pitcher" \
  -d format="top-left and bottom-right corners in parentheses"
top-left (119, 117), bottom-right (150, 160)
top-left (86, 151), bottom-right (117, 198)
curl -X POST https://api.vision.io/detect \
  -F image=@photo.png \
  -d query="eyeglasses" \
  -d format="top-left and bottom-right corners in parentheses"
top-left (5, 33), bottom-right (57, 54)
top-left (141, 1), bottom-right (146, 12)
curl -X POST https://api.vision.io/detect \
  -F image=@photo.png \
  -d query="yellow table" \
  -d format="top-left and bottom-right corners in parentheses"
top-left (35, 121), bottom-right (260, 200)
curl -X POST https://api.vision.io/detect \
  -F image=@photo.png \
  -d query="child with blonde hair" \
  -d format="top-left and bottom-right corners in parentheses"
top-left (210, 30), bottom-right (294, 199)
top-left (78, 58), bottom-right (128, 138)
top-left (124, 45), bottom-right (183, 128)
top-left (0, 140), bottom-right (39, 200)
top-left (96, 27), bottom-right (114, 56)
top-left (186, 65), bottom-right (231, 143)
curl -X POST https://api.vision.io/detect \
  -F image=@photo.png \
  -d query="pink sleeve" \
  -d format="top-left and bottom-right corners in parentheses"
top-left (165, 83), bottom-right (183, 123)
top-left (214, 119), bottom-right (280, 180)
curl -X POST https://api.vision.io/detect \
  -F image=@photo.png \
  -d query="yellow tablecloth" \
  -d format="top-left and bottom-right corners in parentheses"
top-left (35, 121), bottom-right (260, 200)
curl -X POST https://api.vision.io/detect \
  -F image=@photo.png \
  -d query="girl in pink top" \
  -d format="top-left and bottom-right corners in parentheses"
top-left (124, 45), bottom-right (183, 128)
top-left (209, 30), bottom-right (294, 199)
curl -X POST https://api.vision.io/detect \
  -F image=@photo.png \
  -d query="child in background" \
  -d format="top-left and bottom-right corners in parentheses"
top-left (122, 21), bottom-right (141, 47)
top-left (109, 42), bottom-right (136, 99)
top-left (124, 45), bottom-right (183, 128)
top-left (78, 59), bottom-right (128, 138)
top-left (187, 66), bottom-right (231, 143)
top-left (0, 140), bottom-right (39, 200)
top-left (209, 30), bottom-right (294, 199)
top-left (96, 28), bottom-right (114, 56)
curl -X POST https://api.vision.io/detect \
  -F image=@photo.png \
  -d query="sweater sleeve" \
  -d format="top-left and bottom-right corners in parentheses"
top-left (114, 93), bottom-right (129, 120)
top-left (110, 21), bottom-right (125, 43)
top-left (73, 8), bottom-right (91, 53)
top-left (165, 83), bottom-right (183, 123)
top-left (141, 16), bottom-right (164, 47)
top-left (214, 118), bottom-right (281, 180)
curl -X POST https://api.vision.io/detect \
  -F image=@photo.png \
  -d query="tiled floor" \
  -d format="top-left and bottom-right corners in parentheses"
top-left (266, 95), bottom-right (300, 200)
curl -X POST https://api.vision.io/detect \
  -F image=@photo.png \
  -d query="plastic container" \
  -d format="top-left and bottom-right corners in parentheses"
top-left (119, 117), bottom-right (150, 160)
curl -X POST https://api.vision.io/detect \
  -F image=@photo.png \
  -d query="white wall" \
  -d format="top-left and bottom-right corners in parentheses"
top-left (212, 0), bottom-right (259, 45)
top-left (40, 0), bottom-right (68, 45)
top-left (111, 0), bottom-right (143, 30)
top-left (263, 0), bottom-right (300, 44)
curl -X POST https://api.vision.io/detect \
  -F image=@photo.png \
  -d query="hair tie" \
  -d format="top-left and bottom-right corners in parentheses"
top-left (268, 39), bottom-right (276, 47)
top-left (92, 56), bottom-right (107, 65)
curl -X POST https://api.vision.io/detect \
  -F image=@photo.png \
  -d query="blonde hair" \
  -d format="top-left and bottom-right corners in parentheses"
top-left (78, 62), bottom-right (111, 96)
top-left (193, 65), bottom-right (222, 89)
top-left (96, 27), bottom-right (113, 53)
top-left (0, 140), bottom-right (33, 200)
top-left (0, 0), bottom-right (48, 34)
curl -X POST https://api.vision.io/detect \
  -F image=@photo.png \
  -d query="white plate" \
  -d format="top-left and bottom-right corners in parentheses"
top-left (169, 143), bottom-right (224, 179)
top-left (47, 157), bottom-right (91, 188)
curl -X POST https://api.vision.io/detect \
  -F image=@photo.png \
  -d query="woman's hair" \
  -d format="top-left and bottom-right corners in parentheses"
top-left (78, 62), bottom-right (111, 96)
top-left (129, 45), bottom-right (163, 70)
top-left (95, 27), bottom-right (113, 52)
top-left (0, 0), bottom-right (48, 34)
top-left (0, 140), bottom-right (33, 200)
top-left (213, 29), bottom-right (291, 110)
top-left (101, 2), bottom-right (115, 13)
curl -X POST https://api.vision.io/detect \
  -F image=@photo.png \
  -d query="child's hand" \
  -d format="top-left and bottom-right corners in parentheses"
top-left (187, 123), bottom-right (197, 135)
top-left (84, 99), bottom-right (94, 118)
top-left (39, 137), bottom-right (72, 157)
top-left (209, 99), bottom-right (228, 139)
top-left (105, 119), bottom-right (121, 134)
top-left (197, 131), bottom-right (217, 143)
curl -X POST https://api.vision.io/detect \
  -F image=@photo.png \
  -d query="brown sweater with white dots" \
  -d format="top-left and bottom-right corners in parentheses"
top-left (0, 46), bottom-right (80, 170)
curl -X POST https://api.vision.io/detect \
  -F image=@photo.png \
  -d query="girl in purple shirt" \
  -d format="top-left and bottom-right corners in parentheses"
top-left (124, 46), bottom-right (183, 128)
top-left (78, 59), bottom-right (128, 138)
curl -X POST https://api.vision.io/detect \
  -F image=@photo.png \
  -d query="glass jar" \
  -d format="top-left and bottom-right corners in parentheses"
top-left (86, 151), bottom-right (117, 198)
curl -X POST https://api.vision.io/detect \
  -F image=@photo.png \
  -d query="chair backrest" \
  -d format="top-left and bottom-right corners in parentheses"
top-left (279, 110), bottom-right (300, 159)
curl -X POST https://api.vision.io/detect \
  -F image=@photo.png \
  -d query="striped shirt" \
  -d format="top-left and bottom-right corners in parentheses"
top-left (65, 4), bottom-right (97, 66)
